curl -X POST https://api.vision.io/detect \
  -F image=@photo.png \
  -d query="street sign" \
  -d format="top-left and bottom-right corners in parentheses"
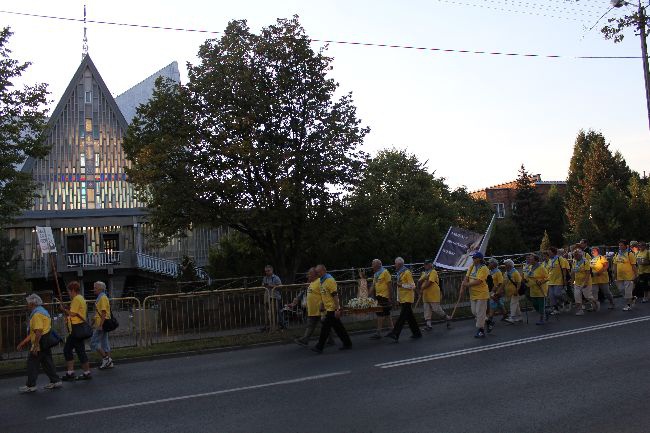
top-left (35, 226), bottom-right (56, 254)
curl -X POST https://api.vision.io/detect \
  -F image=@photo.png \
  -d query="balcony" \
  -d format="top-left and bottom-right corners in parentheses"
top-left (66, 251), bottom-right (123, 267)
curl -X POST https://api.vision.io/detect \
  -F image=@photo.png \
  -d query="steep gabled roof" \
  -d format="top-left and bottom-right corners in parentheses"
top-left (22, 54), bottom-right (128, 173)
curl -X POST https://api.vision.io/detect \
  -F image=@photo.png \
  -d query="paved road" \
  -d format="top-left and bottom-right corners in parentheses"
top-left (2, 303), bottom-right (650, 433)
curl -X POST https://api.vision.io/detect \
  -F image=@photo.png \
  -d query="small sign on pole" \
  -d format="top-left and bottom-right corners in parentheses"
top-left (36, 226), bottom-right (56, 254)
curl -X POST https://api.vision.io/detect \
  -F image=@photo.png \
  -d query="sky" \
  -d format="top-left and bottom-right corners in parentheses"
top-left (3, 0), bottom-right (649, 191)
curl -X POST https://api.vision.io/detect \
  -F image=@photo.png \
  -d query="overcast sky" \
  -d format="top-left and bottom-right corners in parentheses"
top-left (4, 0), bottom-right (648, 190)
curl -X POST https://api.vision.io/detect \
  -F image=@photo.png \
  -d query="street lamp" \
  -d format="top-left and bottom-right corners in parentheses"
top-left (611, 0), bottom-right (650, 130)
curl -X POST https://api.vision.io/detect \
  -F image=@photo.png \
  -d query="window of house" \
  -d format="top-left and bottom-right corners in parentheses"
top-left (85, 91), bottom-right (92, 103)
top-left (494, 203), bottom-right (506, 219)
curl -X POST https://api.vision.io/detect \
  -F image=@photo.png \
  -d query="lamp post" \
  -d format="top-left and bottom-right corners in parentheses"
top-left (611, 0), bottom-right (650, 130)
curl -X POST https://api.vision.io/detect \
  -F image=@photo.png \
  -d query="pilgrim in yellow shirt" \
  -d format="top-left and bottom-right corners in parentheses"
top-left (29, 310), bottom-right (52, 346)
top-left (420, 269), bottom-right (441, 303)
top-left (590, 256), bottom-right (610, 285)
top-left (397, 269), bottom-right (415, 303)
top-left (93, 294), bottom-right (112, 328)
top-left (615, 251), bottom-right (637, 281)
top-left (320, 274), bottom-right (338, 312)
top-left (373, 268), bottom-right (392, 298)
top-left (490, 269), bottom-right (504, 293)
top-left (546, 256), bottom-right (570, 286)
top-left (466, 264), bottom-right (490, 300)
top-left (636, 250), bottom-right (650, 275)
top-left (503, 269), bottom-right (522, 297)
top-left (526, 265), bottom-right (549, 298)
top-left (67, 294), bottom-right (87, 331)
top-left (306, 279), bottom-right (323, 317)
top-left (573, 258), bottom-right (592, 287)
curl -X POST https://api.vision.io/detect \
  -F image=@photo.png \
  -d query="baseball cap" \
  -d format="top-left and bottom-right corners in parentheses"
top-left (472, 252), bottom-right (484, 259)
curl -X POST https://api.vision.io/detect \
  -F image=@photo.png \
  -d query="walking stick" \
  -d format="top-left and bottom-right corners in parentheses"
top-left (49, 253), bottom-right (64, 302)
top-left (448, 284), bottom-right (465, 328)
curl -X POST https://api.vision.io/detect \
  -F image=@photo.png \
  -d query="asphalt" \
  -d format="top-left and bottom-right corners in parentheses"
top-left (2, 301), bottom-right (650, 433)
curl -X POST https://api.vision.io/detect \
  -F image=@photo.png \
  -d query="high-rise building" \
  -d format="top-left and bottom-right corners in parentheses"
top-left (6, 55), bottom-right (220, 295)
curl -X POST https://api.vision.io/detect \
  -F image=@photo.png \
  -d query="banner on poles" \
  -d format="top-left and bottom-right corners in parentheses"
top-left (433, 215), bottom-right (496, 271)
top-left (35, 226), bottom-right (56, 254)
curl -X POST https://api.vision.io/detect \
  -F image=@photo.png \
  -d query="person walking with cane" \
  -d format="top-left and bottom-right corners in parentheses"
top-left (385, 257), bottom-right (423, 341)
top-left (419, 259), bottom-right (450, 331)
top-left (460, 252), bottom-right (490, 338)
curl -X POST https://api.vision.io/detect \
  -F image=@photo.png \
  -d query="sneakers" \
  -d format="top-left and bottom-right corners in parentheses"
top-left (575, 309), bottom-right (585, 316)
top-left (384, 332), bottom-right (398, 342)
top-left (504, 317), bottom-right (515, 324)
top-left (594, 301), bottom-right (601, 312)
top-left (18, 385), bottom-right (37, 393)
top-left (474, 329), bottom-right (485, 338)
top-left (44, 381), bottom-right (62, 390)
top-left (535, 320), bottom-right (545, 326)
top-left (486, 320), bottom-right (494, 333)
top-left (76, 372), bottom-right (92, 381)
top-left (99, 357), bottom-right (114, 370)
top-left (549, 309), bottom-right (559, 316)
top-left (422, 325), bottom-right (433, 332)
top-left (642, 298), bottom-right (648, 304)
top-left (369, 332), bottom-right (382, 339)
top-left (294, 338), bottom-right (308, 346)
top-left (61, 373), bottom-right (76, 382)
top-left (623, 305), bottom-right (632, 311)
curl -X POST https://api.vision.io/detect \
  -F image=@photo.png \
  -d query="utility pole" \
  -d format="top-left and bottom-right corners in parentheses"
top-left (637, 2), bottom-right (650, 130)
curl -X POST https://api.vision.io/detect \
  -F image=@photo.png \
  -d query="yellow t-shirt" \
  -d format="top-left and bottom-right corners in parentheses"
top-left (615, 251), bottom-right (637, 281)
top-left (420, 269), bottom-right (441, 303)
top-left (466, 264), bottom-right (490, 300)
top-left (67, 294), bottom-right (87, 331)
top-left (635, 250), bottom-right (650, 275)
top-left (320, 275), bottom-right (338, 312)
top-left (546, 257), bottom-right (570, 286)
top-left (373, 269), bottom-right (391, 298)
top-left (93, 293), bottom-right (112, 328)
top-left (590, 255), bottom-right (610, 284)
top-left (306, 279), bottom-right (323, 317)
top-left (573, 259), bottom-right (592, 287)
top-left (490, 269), bottom-right (504, 293)
top-left (526, 264), bottom-right (549, 298)
top-left (503, 269), bottom-right (522, 297)
top-left (29, 311), bottom-right (52, 346)
top-left (397, 269), bottom-right (415, 303)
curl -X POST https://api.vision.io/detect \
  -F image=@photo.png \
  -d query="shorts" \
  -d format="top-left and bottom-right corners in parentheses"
top-left (375, 296), bottom-right (391, 317)
top-left (489, 297), bottom-right (506, 310)
top-left (90, 329), bottom-right (111, 353)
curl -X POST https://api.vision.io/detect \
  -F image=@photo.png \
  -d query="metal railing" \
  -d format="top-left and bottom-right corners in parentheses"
top-left (136, 252), bottom-right (179, 277)
top-left (0, 297), bottom-right (142, 361)
top-left (66, 251), bottom-right (123, 267)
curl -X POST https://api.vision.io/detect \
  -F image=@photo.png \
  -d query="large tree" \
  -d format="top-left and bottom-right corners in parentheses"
top-left (124, 17), bottom-right (368, 280)
top-left (0, 27), bottom-right (49, 226)
top-left (512, 164), bottom-right (545, 250)
top-left (0, 27), bottom-right (49, 294)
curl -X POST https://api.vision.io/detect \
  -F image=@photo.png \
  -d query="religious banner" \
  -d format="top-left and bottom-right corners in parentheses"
top-left (433, 215), bottom-right (495, 271)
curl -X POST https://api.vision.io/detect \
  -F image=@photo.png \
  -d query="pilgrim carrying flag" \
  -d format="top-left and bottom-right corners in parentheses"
top-left (433, 215), bottom-right (496, 271)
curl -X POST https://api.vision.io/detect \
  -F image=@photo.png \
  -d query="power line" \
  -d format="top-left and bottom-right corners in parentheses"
top-left (0, 9), bottom-right (640, 60)
top-left (432, 0), bottom-right (590, 21)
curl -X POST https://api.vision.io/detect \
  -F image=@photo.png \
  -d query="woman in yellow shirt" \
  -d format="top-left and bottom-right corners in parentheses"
top-left (572, 249), bottom-right (597, 316)
top-left (17, 294), bottom-right (62, 393)
top-left (60, 281), bottom-right (91, 381)
top-left (91, 281), bottom-right (114, 369)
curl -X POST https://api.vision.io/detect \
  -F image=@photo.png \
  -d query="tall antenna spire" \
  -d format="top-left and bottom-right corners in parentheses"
top-left (82, 4), bottom-right (88, 59)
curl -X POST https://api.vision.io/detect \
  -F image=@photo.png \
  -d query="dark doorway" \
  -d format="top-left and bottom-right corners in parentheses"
top-left (102, 233), bottom-right (120, 252)
top-left (66, 235), bottom-right (85, 254)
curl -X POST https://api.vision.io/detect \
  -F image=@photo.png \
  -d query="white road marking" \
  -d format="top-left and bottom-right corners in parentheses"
top-left (46, 370), bottom-right (351, 419)
top-left (376, 315), bottom-right (650, 369)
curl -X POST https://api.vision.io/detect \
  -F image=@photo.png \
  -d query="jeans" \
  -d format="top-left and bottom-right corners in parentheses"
top-left (90, 329), bottom-right (111, 353)
top-left (26, 346), bottom-right (59, 387)
top-left (392, 303), bottom-right (422, 338)
top-left (63, 334), bottom-right (88, 364)
top-left (316, 311), bottom-right (351, 350)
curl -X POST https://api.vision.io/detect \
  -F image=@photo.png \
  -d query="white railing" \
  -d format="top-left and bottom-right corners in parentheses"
top-left (136, 252), bottom-right (180, 277)
top-left (66, 251), bottom-right (122, 267)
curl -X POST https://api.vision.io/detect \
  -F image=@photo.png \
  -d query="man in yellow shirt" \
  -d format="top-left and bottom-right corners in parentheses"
top-left (312, 265), bottom-right (352, 353)
top-left (368, 259), bottom-right (393, 339)
top-left (525, 253), bottom-right (549, 325)
top-left (486, 258), bottom-right (506, 332)
top-left (590, 246), bottom-right (614, 310)
top-left (386, 257), bottom-right (422, 341)
top-left (294, 268), bottom-right (334, 346)
top-left (460, 252), bottom-right (490, 338)
top-left (91, 281), bottom-right (113, 369)
top-left (60, 280), bottom-right (91, 381)
top-left (502, 259), bottom-right (523, 323)
top-left (635, 241), bottom-right (650, 303)
top-left (546, 246), bottom-right (570, 315)
top-left (418, 259), bottom-right (450, 331)
top-left (17, 294), bottom-right (61, 392)
top-left (614, 240), bottom-right (638, 311)
top-left (571, 249), bottom-right (596, 316)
